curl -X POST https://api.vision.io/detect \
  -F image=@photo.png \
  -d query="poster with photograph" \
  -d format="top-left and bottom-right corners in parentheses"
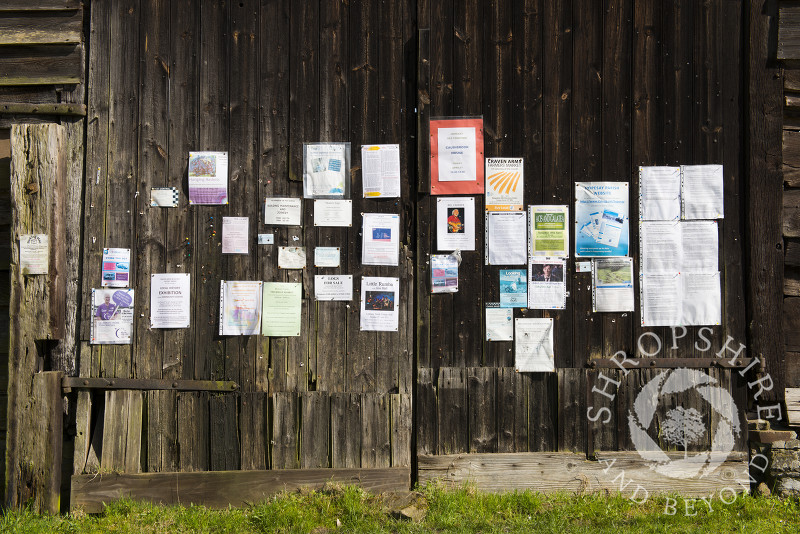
top-left (486, 305), bottom-right (513, 341)
top-left (436, 197), bottom-right (475, 251)
top-left (102, 248), bottom-right (130, 287)
top-left (219, 280), bottom-right (262, 336)
top-left (500, 269), bottom-right (527, 308)
top-left (361, 144), bottom-right (400, 198)
top-left (592, 258), bottom-right (634, 312)
top-left (486, 211), bottom-right (527, 265)
top-left (303, 142), bottom-right (350, 198)
top-left (222, 217), bottom-right (249, 254)
top-left (529, 206), bottom-right (569, 258)
top-left (264, 197), bottom-right (302, 226)
top-left (431, 254), bottom-right (459, 293)
top-left (430, 117), bottom-right (484, 195)
top-left (150, 273), bottom-right (190, 328)
top-left (91, 288), bottom-right (134, 344)
top-left (360, 277), bottom-right (399, 331)
top-left (188, 151), bottom-right (228, 205)
top-left (19, 234), bottom-right (48, 275)
top-left (262, 282), bottom-right (302, 337)
top-left (575, 182), bottom-right (629, 257)
top-left (485, 157), bottom-right (524, 211)
top-left (527, 258), bottom-right (566, 310)
top-left (362, 213), bottom-right (400, 266)
top-left (515, 318), bottom-right (555, 372)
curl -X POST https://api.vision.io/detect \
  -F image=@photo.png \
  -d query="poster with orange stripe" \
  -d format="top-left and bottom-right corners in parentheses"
top-left (485, 157), bottom-right (524, 211)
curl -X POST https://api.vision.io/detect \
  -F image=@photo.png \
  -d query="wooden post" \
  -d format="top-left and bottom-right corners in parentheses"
top-left (6, 124), bottom-right (67, 512)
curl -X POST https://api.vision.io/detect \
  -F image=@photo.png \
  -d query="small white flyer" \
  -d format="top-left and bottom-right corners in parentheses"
top-left (102, 248), bottom-right (131, 287)
top-left (515, 318), bottom-right (555, 372)
top-left (314, 247), bottom-right (341, 267)
top-left (431, 254), bottom-right (459, 293)
top-left (436, 197), bottom-right (476, 251)
top-left (486, 306), bottom-right (513, 341)
top-left (19, 234), bottom-right (48, 275)
top-left (264, 197), bottom-right (302, 226)
top-left (150, 273), bottom-right (191, 328)
top-left (361, 144), bottom-right (401, 198)
top-left (315, 274), bottom-right (353, 301)
top-left (150, 187), bottom-right (179, 207)
top-left (314, 199), bottom-right (352, 227)
top-left (258, 233), bottom-right (274, 245)
top-left (360, 276), bottom-right (400, 332)
top-left (278, 246), bottom-right (306, 269)
top-left (362, 213), bottom-right (400, 266)
top-left (222, 216), bottom-right (249, 254)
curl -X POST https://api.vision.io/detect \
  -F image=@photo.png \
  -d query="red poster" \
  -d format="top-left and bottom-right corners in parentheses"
top-left (430, 117), bottom-right (485, 195)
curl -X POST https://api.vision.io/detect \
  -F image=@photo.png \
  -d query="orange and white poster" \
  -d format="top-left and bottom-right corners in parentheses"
top-left (430, 117), bottom-right (484, 195)
top-left (485, 157), bottom-right (524, 211)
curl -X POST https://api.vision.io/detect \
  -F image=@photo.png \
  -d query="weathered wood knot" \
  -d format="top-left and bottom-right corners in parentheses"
top-left (26, 181), bottom-right (39, 194)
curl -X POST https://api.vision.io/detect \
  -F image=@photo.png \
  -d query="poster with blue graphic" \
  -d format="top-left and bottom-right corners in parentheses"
top-left (575, 182), bottom-right (630, 257)
top-left (499, 269), bottom-right (527, 308)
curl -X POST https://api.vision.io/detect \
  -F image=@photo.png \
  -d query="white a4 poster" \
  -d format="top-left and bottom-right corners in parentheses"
top-left (515, 318), bottom-right (555, 372)
top-left (150, 273), bottom-right (191, 328)
top-left (360, 277), bottom-right (399, 332)
top-left (362, 213), bottom-right (400, 266)
top-left (436, 197), bottom-right (475, 251)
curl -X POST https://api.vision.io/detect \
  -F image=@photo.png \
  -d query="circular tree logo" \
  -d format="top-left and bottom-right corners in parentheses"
top-left (628, 368), bottom-right (741, 479)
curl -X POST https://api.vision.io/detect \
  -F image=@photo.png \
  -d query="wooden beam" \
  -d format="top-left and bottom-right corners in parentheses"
top-left (418, 452), bottom-right (749, 497)
top-left (0, 102), bottom-right (86, 116)
top-left (0, 1), bottom-right (80, 10)
top-left (62, 377), bottom-right (239, 392)
top-left (0, 10), bottom-right (82, 46)
top-left (0, 44), bottom-right (81, 86)
top-left (779, 5), bottom-right (800, 60)
top-left (71, 467), bottom-right (411, 513)
top-left (586, 358), bottom-right (756, 369)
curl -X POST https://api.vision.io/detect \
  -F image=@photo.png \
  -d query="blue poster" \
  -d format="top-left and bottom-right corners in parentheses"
top-left (575, 182), bottom-right (630, 257)
top-left (500, 269), bottom-right (527, 308)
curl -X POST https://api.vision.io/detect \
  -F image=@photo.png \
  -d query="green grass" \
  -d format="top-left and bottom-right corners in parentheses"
top-left (2, 483), bottom-right (799, 533)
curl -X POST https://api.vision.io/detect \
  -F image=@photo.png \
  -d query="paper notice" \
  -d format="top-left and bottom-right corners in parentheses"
top-left (314, 199), bottom-right (352, 227)
top-left (303, 143), bottom-right (350, 198)
top-left (640, 221), bottom-right (681, 273)
top-left (19, 234), bottom-right (48, 274)
top-left (527, 258), bottom-right (566, 309)
top-left (150, 187), bottom-right (179, 207)
top-left (188, 151), bottom-right (228, 204)
top-left (264, 197), bottom-right (302, 226)
top-left (431, 254), bottom-right (459, 293)
top-left (641, 273), bottom-right (682, 326)
top-left (262, 282), bottom-right (302, 337)
top-left (91, 288), bottom-right (134, 344)
top-left (314, 247), bottom-right (341, 268)
top-left (486, 211), bottom-right (527, 265)
top-left (529, 206), bottom-right (569, 258)
top-left (315, 274), bottom-right (353, 301)
top-left (437, 127), bottom-right (477, 182)
top-left (515, 318), bottom-right (555, 372)
top-left (150, 273), bottom-right (190, 328)
top-left (222, 217), bottom-right (249, 254)
top-left (486, 306), bottom-right (513, 341)
top-left (575, 182), bottom-right (630, 257)
top-left (361, 144), bottom-right (401, 198)
top-left (362, 213), bottom-right (400, 266)
top-left (592, 258), bottom-right (634, 312)
top-left (681, 164), bottom-right (724, 219)
top-left (102, 248), bottom-right (131, 287)
top-left (500, 269), bottom-right (528, 308)
top-left (639, 166), bottom-right (681, 221)
top-left (681, 221), bottom-right (718, 272)
top-left (278, 246), bottom-right (306, 269)
top-left (436, 197), bottom-right (476, 251)
top-left (485, 157), bottom-right (524, 211)
top-left (681, 272), bottom-right (721, 325)
top-left (219, 281), bottom-right (262, 336)
top-left (360, 277), bottom-right (400, 332)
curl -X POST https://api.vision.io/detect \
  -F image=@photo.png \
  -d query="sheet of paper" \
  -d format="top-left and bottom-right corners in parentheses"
top-left (102, 248), bottom-right (130, 287)
top-left (19, 234), bottom-right (48, 274)
top-left (640, 221), bottom-right (681, 273)
top-left (529, 206), bottom-right (569, 258)
top-left (222, 216), bottom-right (249, 254)
top-left (188, 151), bottom-right (228, 204)
top-left (150, 273), bottom-right (190, 328)
top-left (264, 197), bottom-right (302, 226)
top-left (219, 281), bottom-right (262, 336)
top-left (640, 273), bottom-right (682, 326)
top-left (485, 157), bottom-right (524, 211)
top-left (278, 246), bottom-right (306, 269)
top-left (681, 221), bottom-right (718, 272)
top-left (575, 182), bottom-right (630, 257)
top-left (431, 254), bottom-right (459, 293)
top-left (314, 247), bottom-right (340, 267)
top-left (436, 197), bottom-right (476, 251)
top-left (486, 211), bottom-right (527, 265)
top-left (639, 166), bottom-right (681, 221)
top-left (361, 144), bottom-right (400, 198)
top-left (527, 258), bottom-right (566, 309)
top-left (362, 213), bottom-right (400, 266)
top-left (500, 269), bottom-right (528, 308)
top-left (430, 117), bottom-right (484, 195)
top-left (681, 272), bottom-right (721, 325)
top-left (360, 277), bottom-right (399, 331)
top-left (303, 143), bottom-right (349, 198)
top-left (91, 288), bottom-right (134, 344)
top-left (315, 274), bottom-right (353, 301)
top-left (593, 258), bottom-right (634, 312)
top-left (515, 318), bottom-right (555, 372)
top-left (262, 282), bottom-right (302, 336)
top-left (150, 187), bottom-right (179, 207)
top-left (681, 164), bottom-right (724, 219)
top-left (314, 199), bottom-right (352, 227)
top-left (486, 306), bottom-right (513, 341)
top-left (258, 234), bottom-right (274, 245)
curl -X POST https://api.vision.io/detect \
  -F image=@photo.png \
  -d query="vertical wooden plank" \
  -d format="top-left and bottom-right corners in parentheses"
top-left (271, 392), bottom-right (299, 469)
top-left (177, 391), bottom-right (209, 471)
top-left (415, 29), bottom-right (432, 371)
top-left (415, 367), bottom-right (437, 456)
top-left (124, 391), bottom-right (144, 473)
top-left (331, 392), bottom-right (361, 468)
top-left (586, 369), bottom-right (618, 454)
top-left (746, 0), bottom-right (784, 400)
top-left (146, 390), bottom-right (177, 472)
top-left (437, 367), bottom-right (467, 454)
top-left (557, 368), bottom-right (586, 453)
top-left (240, 392), bottom-right (267, 470)
top-left (300, 391), bottom-right (329, 469)
top-left (497, 367), bottom-right (517, 452)
top-left (209, 394), bottom-right (240, 471)
top-left (288, 0), bottom-right (319, 182)
top-left (73, 391), bottom-right (91, 475)
top-left (361, 393), bottom-right (391, 468)
top-left (390, 393), bottom-right (412, 467)
top-left (468, 367), bottom-right (497, 453)
top-left (166, 0), bottom-right (199, 381)
top-left (528, 372), bottom-right (557, 452)
top-left (101, 390), bottom-right (142, 473)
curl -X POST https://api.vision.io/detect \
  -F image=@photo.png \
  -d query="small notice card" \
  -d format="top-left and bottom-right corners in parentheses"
top-left (19, 234), bottom-right (48, 274)
top-left (222, 217), bottom-right (249, 254)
